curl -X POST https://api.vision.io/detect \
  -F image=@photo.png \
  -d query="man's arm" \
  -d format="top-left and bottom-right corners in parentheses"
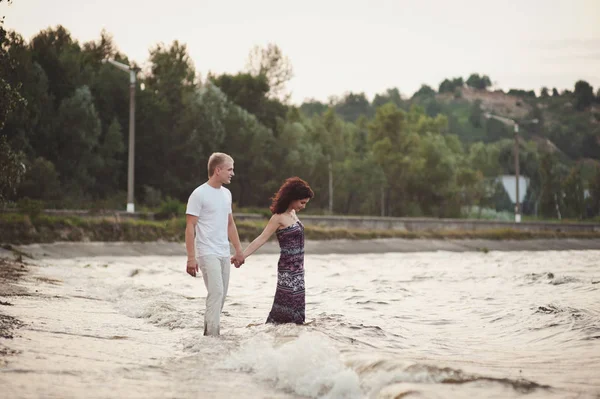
top-left (185, 214), bottom-right (199, 277)
top-left (228, 213), bottom-right (244, 267)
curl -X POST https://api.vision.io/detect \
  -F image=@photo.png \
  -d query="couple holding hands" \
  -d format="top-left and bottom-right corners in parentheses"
top-left (185, 152), bottom-right (314, 336)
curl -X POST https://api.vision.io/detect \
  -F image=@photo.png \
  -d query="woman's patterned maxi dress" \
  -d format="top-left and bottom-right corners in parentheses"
top-left (266, 220), bottom-right (305, 324)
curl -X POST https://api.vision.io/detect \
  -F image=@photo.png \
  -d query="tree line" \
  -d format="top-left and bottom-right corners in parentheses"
top-left (1, 23), bottom-right (599, 220)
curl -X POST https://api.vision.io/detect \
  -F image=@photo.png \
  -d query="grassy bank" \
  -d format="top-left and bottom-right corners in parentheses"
top-left (2, 214), bottom-right (600, 245)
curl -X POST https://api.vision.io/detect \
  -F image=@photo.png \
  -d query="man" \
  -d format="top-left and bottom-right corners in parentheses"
top-left (185, 152), bottom-right (245, 336)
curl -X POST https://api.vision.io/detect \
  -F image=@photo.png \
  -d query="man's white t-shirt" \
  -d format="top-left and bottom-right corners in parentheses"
top-left (185, 183), bottom-right (232, 257)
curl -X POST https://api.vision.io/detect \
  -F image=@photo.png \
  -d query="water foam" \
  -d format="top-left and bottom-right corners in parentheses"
top-left (114, 285), bottom-right (202, 329)
top-left (221, 331), bottom-right (363, 398)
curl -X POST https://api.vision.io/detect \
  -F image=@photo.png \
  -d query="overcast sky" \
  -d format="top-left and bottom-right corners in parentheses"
top-left (3, 0), bottom-right (600, 103)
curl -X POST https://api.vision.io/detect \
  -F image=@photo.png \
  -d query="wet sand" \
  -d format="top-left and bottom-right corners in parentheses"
top-left (0, 256), bottom-right (28, 366)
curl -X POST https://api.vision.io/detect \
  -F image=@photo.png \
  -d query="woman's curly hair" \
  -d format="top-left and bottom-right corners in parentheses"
top-left (269, 177), bottom-right (314, 214)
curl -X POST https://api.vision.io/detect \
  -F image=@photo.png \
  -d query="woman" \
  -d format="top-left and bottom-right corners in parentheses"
top-left (240, 177), bottom-right (314, 324)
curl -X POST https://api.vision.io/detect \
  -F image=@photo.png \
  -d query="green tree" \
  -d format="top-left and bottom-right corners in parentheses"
top-left (273, 116), bottom-right (324, 206)
top-left (81, 29), bottom-right (116, 66)
top-left (18, 157), bottom-right (61, 201)
top-left (469, 100), bottom-right (483, 128)
top-left (413, 133), bottom-right (462, 216)
top-left (334, 154), bottom-right (386, 215)
top-left (299, 99), bottom-right (328, 117)
top-left (86, 33), bottom-right (130, 152)
top-left (484, 117), bottom-right (511, 143)
top-left (372, 88), bottom-right (403, 109)
top-left (573, 80), bottom-right (594, 111)
top-left (210, 72), bottom-right (269, 116)
top-left (588, 166), bottom-right (600, 217)
top-left (466, 74), bottom-right (491, 90)
top-left (212, 88), bottom-right (278, 206)
top-left (334, 92), bottom-right (372, 122)
top-left (0, 134), bottom-right (25, 204)
top-left (538, 153), bottom-right (562, 218)
top-left (1, 31), bottom-right (54, 157)
top-left (439, 77), bottom-right (464, 93)
top-left (0, 1), bottom-right (26, 132)
top-left (210, 72), bottom-right (287, 134)
top-left (456, 167), bottom-right (483, 214)
top-left (172, 83), bottom-right (277, 206)
top-left (146, 41), bottom-right (196, 112)
top-left (306, 109), bottom-right (348, 212)
top-left (412, 84), bottom-right (436, 98)
top-left (96, 118), bottom-right (124, 193)
top-left (439, 79), bottom-right (453, 93)
top-left (135, 41), bottom-right (205, 199)
top-left (468, 141), bottom-right (501, 177)
top-left (53, 86), bottom-right (102, 195)
top-left (368, 103), bottom-right (423, 215)
top-left (245, 43), bottom-right (293, 101)
top-left (508, 89), bottom-right (536, 98)
top-left (30, 26), bottom-right (83, 108)
top-left (562, 164), bottom-right (585, 219)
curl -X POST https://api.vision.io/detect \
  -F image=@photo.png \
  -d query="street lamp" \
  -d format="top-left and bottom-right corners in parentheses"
top-left (102, 59), bottom-right (137, 213)
top-left (484, 113), bottom-right (538, 223)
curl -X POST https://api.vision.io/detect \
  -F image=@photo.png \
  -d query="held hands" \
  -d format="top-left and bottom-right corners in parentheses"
top-left (231, 252), bottom-right (245, 268)
top-left (186, 258), bottom-right (199, 277)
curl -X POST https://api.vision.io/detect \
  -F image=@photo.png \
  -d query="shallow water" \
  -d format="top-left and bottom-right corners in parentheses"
top-left (1, 250), bottom-right (599, 398)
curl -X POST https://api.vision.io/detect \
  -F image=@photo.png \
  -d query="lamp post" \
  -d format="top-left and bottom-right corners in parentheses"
top-left (484, 113), bottom-right (538, 223)
top-left (102, 59), bottom-right (137, 213)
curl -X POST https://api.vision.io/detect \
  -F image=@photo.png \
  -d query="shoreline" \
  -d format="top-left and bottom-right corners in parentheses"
top-left (6, 238), bottom-right (600, 259)
top-left (0, 255), bottom-right (28, 364)
top-left (3, 214), bottom-right (600, 246)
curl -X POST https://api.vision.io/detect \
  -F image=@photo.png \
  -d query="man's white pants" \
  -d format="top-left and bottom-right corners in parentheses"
top-left (197, 255), bottom-right (230, 336)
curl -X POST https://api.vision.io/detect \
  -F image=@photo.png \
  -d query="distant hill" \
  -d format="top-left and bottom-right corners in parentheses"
top-left (304, 81), bottom-right (600, 166)
top-left (425, 85), bottom-right (600, 164)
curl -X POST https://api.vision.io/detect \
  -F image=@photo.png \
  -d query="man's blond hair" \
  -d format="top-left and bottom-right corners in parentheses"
top-left (207, 152), bottom-right (234, 178)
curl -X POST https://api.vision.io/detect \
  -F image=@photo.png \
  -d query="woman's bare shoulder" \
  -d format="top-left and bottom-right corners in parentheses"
top-left (269, 213), bottom-right (283, 224)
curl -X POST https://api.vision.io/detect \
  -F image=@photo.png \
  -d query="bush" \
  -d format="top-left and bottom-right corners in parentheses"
top-left (18, 157), bottom-right (61, 202)
top-left (155, 197), bottom-right (185, 220)
top-left (143, 185), bottom-right (163, 208)
top-left (17, 197), bottom-right (44, 219)
top-left (89, 192), bottom-right (127, 213)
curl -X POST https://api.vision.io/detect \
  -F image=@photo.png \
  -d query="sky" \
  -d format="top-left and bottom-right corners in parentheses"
top-left (3, 0), bottom-right (600, 104)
